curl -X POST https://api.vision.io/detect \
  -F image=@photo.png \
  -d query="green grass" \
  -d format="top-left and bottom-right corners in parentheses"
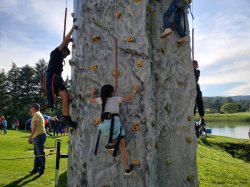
top-left (201, 112), bottom-right (250, 122)
top-left (1, 130), bottom-right (250, 187)
top-left (0, 130), bottom-right (68, 187)
top-left (198, 136), bottom-right (250, 187)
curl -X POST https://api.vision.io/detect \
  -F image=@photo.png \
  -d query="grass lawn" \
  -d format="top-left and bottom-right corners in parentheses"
top-left (0, 130), bottom-right (68, 187)
top-left (1, 130), bottom-right (250, 187)
top-left (198, 136), bottom-right (250, 187)
top-left (202, 112), bottom-right (250, 122)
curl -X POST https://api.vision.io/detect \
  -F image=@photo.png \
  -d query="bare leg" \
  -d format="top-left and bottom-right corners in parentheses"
top-left (58, 90), bottom-right (70, 116)
top-left (119, 139), bottom-right (129, 169)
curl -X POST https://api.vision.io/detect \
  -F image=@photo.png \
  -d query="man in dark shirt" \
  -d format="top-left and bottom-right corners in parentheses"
top-left (193, 60), bottom-right (206, 127)
top-left (46, 25), bottom-right (78, 127)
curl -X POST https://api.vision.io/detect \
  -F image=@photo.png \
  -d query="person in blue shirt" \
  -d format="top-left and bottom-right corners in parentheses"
top-left (1, 115), bottom-right (8, 135)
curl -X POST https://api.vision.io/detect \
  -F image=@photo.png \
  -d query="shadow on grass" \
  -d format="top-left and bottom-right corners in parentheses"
top-left (5, 173), bottom-right (40, 187)
top-left (58, 171), bottom-right (67, 187)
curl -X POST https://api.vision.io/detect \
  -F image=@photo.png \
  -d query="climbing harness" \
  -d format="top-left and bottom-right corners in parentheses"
top-left (94, 113), bottom-right (122, 157)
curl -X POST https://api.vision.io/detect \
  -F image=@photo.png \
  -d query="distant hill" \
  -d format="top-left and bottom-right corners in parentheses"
top-left (204, 95), bottom-right (250, 101)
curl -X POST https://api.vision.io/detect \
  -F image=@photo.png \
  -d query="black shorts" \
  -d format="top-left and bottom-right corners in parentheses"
top-left (46, 72), bottom-right (67, 107)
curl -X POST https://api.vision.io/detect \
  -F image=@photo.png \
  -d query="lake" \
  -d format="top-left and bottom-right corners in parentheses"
top-left (207, 122), bottom-right (250, 139)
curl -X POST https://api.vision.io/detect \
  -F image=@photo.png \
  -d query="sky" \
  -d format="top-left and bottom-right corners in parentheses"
top-left (0, 0), bottom-right (250, 97)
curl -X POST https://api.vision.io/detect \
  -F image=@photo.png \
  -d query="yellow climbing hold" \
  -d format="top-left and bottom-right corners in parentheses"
top-left (131, 160), bottom-right (141, 166)
top-left (186, 137), bottom-right (192, 144)
top-left (127, 37), bottom-right (135, 43)
top-left (115, 11), bottom-right (122, 18)
top-left (136, 60), bottom-right (144, 67)
top-left (95, 117), bottom-right (101, 125)
top-left (187, 115), bottom-right (192, 121)
top-left (165, 160), bottom-right (173, 166)
top-left (131, 123), bottom-right (140, 132)
top-left (187, 175), bottom-right (194, 182)
top-left (91, 64), bottom-right (98, 72)
top-left (92, 35), bottom-right (101, 42)
top-left (112, 70), bottom-right (121, 77)
top-left (134, 0), bottom-right (142, 3)
top-left (177, 80), bottom-right (185, 87)
top-left (132, 84), bottom-right (141, 93)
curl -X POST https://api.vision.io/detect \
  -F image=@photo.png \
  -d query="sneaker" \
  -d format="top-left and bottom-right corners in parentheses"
top-left (176, 35), bottom-right (189, 43)
top-left (30, 169), bottom-right (39, 175)
top-left (124, 164), bottom-right (134, 176)
top-left (105, 144), bottom-right (115, 151)
top-left (60, 116), bottom-right (77, 128)
top-left (38, 170), bottom-right (44, 177)
top-left (160, 28), bottom-right (172, 38)
top-left (200, 119), bottom-right (206, 127)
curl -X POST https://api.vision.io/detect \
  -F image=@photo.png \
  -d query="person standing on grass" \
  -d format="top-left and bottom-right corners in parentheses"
top-left (28, 103), bottom-right (46, 177)
top-left (1, 115), bottom-right (7, 135)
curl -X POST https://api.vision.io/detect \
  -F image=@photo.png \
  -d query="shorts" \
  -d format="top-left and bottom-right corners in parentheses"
top-left (46, 72), bottom-right (67, 107)
top-left (98, 117), bottom-right (125, 140)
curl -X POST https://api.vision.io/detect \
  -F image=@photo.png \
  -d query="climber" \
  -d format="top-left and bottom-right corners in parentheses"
top-left (193, 60), bottom-right (206, 130)
top-left (90, 84), bottom-right (140, 175)
top-left (160, 0), bottom-right (192, 44)
top-left (46, 25), bottom-right (78, 128)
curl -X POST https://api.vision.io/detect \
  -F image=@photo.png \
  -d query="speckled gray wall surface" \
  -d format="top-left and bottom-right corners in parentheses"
top-left (68, 0), bottom-right (198, 186)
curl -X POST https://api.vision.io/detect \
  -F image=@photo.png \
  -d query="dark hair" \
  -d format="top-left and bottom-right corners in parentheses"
top-left (100, 84), bottom-right (114, 121)
top-left (193, 60), bottom-right (198, 64)
top-left (63, 46), bottom-right (70, 56)
top-left (30, 103), bottom-right (40, 111)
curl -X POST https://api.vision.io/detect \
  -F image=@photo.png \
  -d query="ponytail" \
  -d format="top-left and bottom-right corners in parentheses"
top-left (100, 84), bottom-right (114, 121)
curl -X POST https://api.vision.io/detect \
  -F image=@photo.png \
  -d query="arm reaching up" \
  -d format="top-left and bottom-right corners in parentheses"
top-left (58, 25), bottom-right (78, 51)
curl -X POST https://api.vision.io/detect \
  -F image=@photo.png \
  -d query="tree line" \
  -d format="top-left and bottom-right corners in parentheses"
top-left (203, 96), bottom-right (250, 114)
top-left (0, 59), bottom-right (68, 129)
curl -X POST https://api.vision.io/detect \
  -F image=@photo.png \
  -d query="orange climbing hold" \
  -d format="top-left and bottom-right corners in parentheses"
top-left (112, 70), bottom-right (121, 77)
top-left (127, 37), bottom-right (135, 43)
top-left (115, 11), bottom-right (122, 18)
top-left (92, 35), bottom-right (101, 42)
top-left (136, 60), bottom-right (144, 67)
top-left (131, 123), bottom-right (140, 132)
top-left (91, 64), bottom-right (98, 72)
top-left (131, 160), bottom-right (141, 166)
top-left (95, 117), bottom-right (101, 125)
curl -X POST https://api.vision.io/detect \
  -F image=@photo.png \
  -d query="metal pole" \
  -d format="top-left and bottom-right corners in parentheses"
top-left (55, 138), bottom-right (61, 187)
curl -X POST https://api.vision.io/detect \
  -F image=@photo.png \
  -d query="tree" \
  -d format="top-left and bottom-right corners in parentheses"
top-left (0, 69), bottom-right (10, 112)
top-left (220, 103), bottom-right (239, 114)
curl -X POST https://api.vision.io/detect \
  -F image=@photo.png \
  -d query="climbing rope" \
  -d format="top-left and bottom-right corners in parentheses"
top-left (114, 0), bottom-right (119, 92)
top-left (63, 0), bottom-right (68, 39)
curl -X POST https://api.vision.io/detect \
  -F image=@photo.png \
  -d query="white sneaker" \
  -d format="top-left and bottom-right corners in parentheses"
top-left (160, 28), bottom-right (172, 38)
top-left (177, 35), bottom-right (189, 43)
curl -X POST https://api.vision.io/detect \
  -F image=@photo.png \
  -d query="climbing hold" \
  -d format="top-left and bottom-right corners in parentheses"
top-left (71, 13), bottom-right (75, 18)
top-left (72, 43), bottom-right (76, 49)
top-left (186, 137), bottom-right (192, 144)
top-left (112, 70), bottom-right (121, 77)
top-left (165, 160), bottom-right (173, 166)
top-left (136, 60), bottom-right (144, 67)
top-left (151, 121), bottom-right (156, 128)
top-left (92, 35), bottom-right (101, 42)
top-left (187, 115), bottom-right (192, 121)
top-left (187, 175), bottom-right (194, 183)
top-left (177, 80), bottom-right (185, 87)
top-left (132, 84), bottom-right (141, 93)
top-left (134, 0), bottom-right (142, 3)
top-left (115, 11), bottom-right (122, 18)
top-left (127, 37), bottom-right (135, 43)
top-left (155, 141), bottom-right (159, 150)
top-left (131, 123), bottom-right (141, 132)
top-left (102, 185), bottom-right (110, 187)
top-left (91, 64), bottom-right (98, 72)
top-left (95, 117), bottom-right (101, 125)
top-left (131, 160), bottom-right (141, 166)
top-left (68, 60), bottom-right (75, 66)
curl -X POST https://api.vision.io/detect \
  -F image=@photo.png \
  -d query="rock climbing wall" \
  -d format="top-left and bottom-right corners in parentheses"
top-left (68, 0), bottom-right (198, 186)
